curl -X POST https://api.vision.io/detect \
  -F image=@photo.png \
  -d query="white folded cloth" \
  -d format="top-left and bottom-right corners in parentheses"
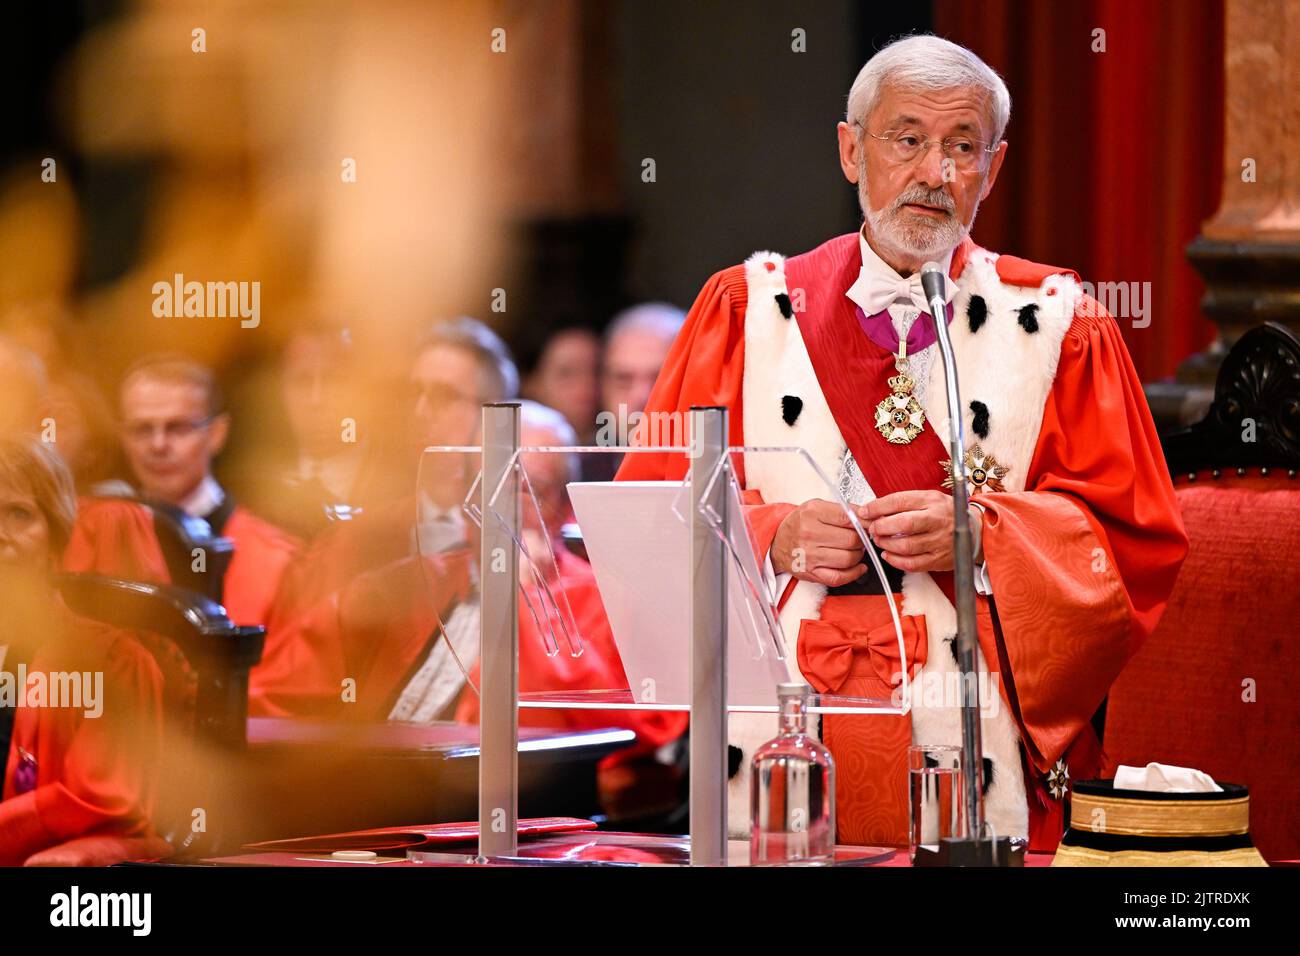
top-left (1114, 762), bottom-right (1223, 793)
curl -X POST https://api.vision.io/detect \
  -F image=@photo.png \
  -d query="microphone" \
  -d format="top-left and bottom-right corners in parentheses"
top-left (920, 261), bottom-right (947, 321)
top-left (916, 257), bottom-right (1006, 863)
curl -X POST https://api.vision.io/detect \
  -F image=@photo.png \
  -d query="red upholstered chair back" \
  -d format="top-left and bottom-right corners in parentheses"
top-left (1103, 473), bottom-right (1300, 861)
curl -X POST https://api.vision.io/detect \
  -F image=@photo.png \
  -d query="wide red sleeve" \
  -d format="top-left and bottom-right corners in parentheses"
top-left (0, 636), bottom-right (164, 865)
top-left (614, 265), bottom-right (748, 483)
top-left (248, 500), bottom-right (417, 718)
top-left (247, 569), bottom-right (348, 719)
top-left (974, 305), bottom-right (1188, 770)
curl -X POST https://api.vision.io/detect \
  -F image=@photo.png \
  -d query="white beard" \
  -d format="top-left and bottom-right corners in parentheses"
top-left (857, 164), bottom-right (984, 268)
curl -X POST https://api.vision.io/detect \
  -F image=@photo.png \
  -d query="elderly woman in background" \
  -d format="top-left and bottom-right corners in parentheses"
top-left (0, 437), bottom-right (164, 865)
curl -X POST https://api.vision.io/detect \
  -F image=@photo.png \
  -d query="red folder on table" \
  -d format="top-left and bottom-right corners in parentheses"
top-left (245, 817), bottom-right (597, 854)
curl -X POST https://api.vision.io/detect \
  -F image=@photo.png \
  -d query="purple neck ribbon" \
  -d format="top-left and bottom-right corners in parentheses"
top-left (853, 300), bottom-right (955, 356)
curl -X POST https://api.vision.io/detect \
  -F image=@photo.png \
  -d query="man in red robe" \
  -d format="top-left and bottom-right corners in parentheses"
top-left (66, 357), bottom-right (299, 628)
top-left (617, 35), bottom-right (1187, 851)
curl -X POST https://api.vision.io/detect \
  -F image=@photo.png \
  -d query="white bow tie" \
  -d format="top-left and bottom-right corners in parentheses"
top-left (858, 274), bottom-right (931, 316)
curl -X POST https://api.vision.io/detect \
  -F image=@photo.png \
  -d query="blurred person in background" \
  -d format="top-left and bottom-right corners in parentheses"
top-left (409, 316), bottom-right (519, 553)
top-left (0, 335), bottom-right (48, 439)
top-left (248, 316), bottom-right (518, 717)
top-left (0, 313), bottom-right (123, 492)
top-left (601, 303), bottom-right (686, 421)
top-left (282, 325), bottom-right (366, 507)
top-left (0, 300), bottom-right (122, 492)
top-left (45, 374), bottom-right (122, 493)
top-left (585, 303), bottom-right (685, 481)
top-left (0, 437), bottom-right (164, 865)
top-left (522, 327), bottom-right (600, 445)
top-left (256, 322), bottom-right (405, 539)
top-left (68, 356), bottom-right (299, 628)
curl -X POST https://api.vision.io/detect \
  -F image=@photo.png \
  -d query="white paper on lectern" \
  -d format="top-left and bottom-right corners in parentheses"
top-left (567, 480), bottom-right (791, 708)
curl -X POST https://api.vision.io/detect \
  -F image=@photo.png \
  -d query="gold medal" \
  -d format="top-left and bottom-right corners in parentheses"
top-left (874, 333), bottom-right (925, 444)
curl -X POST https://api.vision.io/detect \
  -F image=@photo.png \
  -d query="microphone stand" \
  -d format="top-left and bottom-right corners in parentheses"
top-left (916, 263), bottom-right (1020, 867)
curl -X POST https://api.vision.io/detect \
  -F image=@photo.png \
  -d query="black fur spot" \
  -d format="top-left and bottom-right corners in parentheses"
top-left (728, 745), bottom-right (744, 779)
top-left (1017, 303), bottom-right (1039, 333)
top-left (781, 395), bottom-right (803, 426)
top-left (970, 400), bottom-right (989, 439)
top-left (774, 293), bottom-right (793, 319)
top-left (982, 757), bottom-right (995, 796)
top-left (967, 295), bottom-right (988, 333)
top-left (947, 637), bottom-right (959, 666)
top-left (924, 752), bottom-right (940, 769)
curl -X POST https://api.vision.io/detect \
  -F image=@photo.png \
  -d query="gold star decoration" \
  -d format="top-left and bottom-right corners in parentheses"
top-left (941, 443), bottom-right (1009, 495)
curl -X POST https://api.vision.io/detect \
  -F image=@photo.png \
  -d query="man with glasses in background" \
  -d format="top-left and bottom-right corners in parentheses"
top-left (109, 356), bottom-right (299, 627)
top-left (619, 34), bottom-right (1187, 852)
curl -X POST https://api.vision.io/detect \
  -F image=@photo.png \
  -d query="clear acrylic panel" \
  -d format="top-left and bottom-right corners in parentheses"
top-left (675, 447), bottom-right (911, 715)
top-left (412, 444), bottom-right (485, 704)
top-left (414, 443), bottom-right (912, 717)
top-left (482, 445), bottom-right (910, 716)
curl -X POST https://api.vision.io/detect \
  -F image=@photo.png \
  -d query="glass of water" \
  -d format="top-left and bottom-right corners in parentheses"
top-left (908, 744), bottom-right (966, 864)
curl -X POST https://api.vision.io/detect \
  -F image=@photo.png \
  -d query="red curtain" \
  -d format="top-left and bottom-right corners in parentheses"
top-left (933, 0), bottom-right (1224, 381)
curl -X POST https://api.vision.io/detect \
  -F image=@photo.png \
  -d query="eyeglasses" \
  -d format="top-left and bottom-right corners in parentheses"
top-left (122, 416), bottom-right (215, 443)
top-left (858, 123), bottom-right (998, 170)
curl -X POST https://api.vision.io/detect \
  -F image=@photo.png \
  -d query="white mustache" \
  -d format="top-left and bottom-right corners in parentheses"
top-left (891, 189), bottom-right (955, 214)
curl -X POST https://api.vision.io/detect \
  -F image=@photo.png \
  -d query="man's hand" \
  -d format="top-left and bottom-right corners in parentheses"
top-left (771, 499), bottom-right (868, 587)
top-left (860, 490), bottom-right (983, 573)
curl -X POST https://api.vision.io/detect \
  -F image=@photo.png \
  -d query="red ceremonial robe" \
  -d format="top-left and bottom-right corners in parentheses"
top-left (617, 233), bottom-right (1187, 851)
top-left (334, 542), bottom-right (685, 759)
top-left (63, 498), bottom-right (301, 627)
top-left (251, 496), bottom-right (686, 764)
top-left (248, 497), bottom-right (417, 718)
top-left (220, 508), bottom-right (301, 627)
top-left (451, 548), bottom-right (688, 762)
top-left (0, 602), bottom-right (165, 865)
top-left (63, 498), bottom-right (169, 584)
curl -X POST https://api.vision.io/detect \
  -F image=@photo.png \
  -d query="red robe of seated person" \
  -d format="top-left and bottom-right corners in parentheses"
top-left (0, 601), bottom-right (165, 865)
top-left (451, 547), bottom-right (687, 762)
top-left (63, 498), bottom-right (169, 585)
top-left (63, 497), bottom-right (300, 628)
top-left (219, 507), bottom-right (300, 627)
top-left (247, 497), bottom-right (417, 718)
top-left (261, 512), bottom-right (691, 759)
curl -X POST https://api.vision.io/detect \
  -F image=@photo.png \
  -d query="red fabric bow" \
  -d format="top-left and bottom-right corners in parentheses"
top-left (797, 599), bottom-right (928, 695)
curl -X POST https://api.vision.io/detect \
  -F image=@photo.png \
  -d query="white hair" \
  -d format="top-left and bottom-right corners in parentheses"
top-left (418, 316), bottom-right (519, 403)
top-left (846, 35), bottom-right (1011, 144)
top-left (519, 399), bottom-right (579, 482)
top-left (604, 302), bottom-right (685, 347)
top-left (519, 398), bottom-right (577, 446)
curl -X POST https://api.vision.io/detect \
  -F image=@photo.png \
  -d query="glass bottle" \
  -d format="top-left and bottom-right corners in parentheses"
top-left (750, 682), bottom-right (836, 865)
